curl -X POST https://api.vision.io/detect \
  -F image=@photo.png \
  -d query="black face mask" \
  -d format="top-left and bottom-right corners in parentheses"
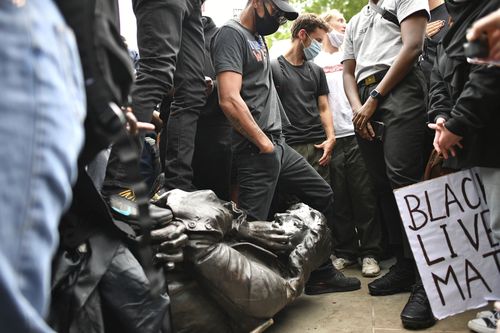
top-left (255, 3), bottom-right (280, 36)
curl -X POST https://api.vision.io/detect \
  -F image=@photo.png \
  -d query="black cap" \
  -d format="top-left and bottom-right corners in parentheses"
top-left (270, 0), bottom-right (299, 20)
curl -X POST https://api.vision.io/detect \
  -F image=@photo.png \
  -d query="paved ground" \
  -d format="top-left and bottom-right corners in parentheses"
top-left (267, 259), bottom-right (489, 333)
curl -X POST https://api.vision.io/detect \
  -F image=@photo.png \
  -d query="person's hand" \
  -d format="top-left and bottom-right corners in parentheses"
top-left (151, 110), bottom-right (163, 133)
top-left (428, 118), bottom-right (463, 159)
top-left (352, 98), bottom-right (377, 131)
top-left (439, 124), bottom-right (463, 159)
top-left (150, 221), bottom-right (189, 266)
top-left (467, 9), bottom-right (500, 61)
top-left (205, 76), bottom-right (215, 96)
top-left (237, 220), bottom-right (293, 252)
top-left (315, 137), bottom-right (336, 166)
top-left (428, 117), bottom-right (446, 154)
top-left (426, 20), bottom-right (445, 38)
top-left (123, 107), bottom-right (155, 135)
top-left (355, 118), bottom-right (376, 141)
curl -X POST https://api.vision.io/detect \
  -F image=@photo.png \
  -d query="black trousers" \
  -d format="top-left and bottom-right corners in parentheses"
top-left (103, 0), bottom-right (205, 193)
top-left (329, 135), bottom-right (382, 260)
top-left (356, 68), bottom-right (428, 259)
top-left (191, 118), bottom-right (233, 201)
top-left (234, 137), bottom-right (334, 224)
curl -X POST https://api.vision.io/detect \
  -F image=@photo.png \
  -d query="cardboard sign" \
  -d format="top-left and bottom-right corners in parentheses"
top-left (394, 168), bottom-right (500, 319)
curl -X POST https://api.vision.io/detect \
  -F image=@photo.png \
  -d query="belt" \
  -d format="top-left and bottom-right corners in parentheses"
top-left (358, 69), bottom-right (389, 88)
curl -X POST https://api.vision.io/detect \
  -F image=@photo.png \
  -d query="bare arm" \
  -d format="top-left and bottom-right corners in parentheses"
top-left (217, 71), bottom-right (274, 153)
top-left (315, 94), bottom-right (336, 166)
top-left (374, 11), bottom-right (428, 97)
top-left (342, 59), bottom-right (363, 112)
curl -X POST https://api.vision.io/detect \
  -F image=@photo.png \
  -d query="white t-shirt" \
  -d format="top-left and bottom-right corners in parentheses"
top-left (342, 0), bottom-right (429, 83)
top-left (314, 51), bottom-right (355, 138)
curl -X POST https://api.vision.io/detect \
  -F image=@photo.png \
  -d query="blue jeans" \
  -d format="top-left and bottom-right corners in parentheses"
top-left (0, 1), bottom-right (85, 332)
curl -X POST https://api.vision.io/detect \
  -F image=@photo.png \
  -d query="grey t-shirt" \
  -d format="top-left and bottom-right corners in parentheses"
top-left (273, 56), bottom-right (329, 145)
top-left (342, 0), bottom-right (430, 83)
top-left (211, 19), bottom-right (286, 152)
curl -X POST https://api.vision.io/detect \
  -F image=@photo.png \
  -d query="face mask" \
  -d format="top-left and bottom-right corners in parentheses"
top-left (303, 34), bottom-right (322, 60)
top-left (327, 30), bottom-right (344, 48)
top-left (255, 3), bottom-right (280, 36)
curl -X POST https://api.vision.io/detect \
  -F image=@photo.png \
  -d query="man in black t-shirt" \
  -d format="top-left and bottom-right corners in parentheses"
top-left (273, 13), bottom-right (383, 278)
top-left (212, 0), bottom-right (360, 295)
top-left (271, 14), bottom-right (334, 182)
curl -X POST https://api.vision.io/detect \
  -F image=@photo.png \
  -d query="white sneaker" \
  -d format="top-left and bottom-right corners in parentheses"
top-left (361, 257), bottom-right (381, 277)
top-left (468, 316), bottom-right (497, 333)
top-left (332, 257), bottom-right (356, 270)
top-left (468, 309), bottom-right (500, 333)
top-left (476, 310), bottom-right (498, 319)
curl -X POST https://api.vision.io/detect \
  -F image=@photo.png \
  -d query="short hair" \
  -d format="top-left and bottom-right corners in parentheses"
top-left (320, 9), bottom-right (344, 25)
top-left (290, 13), bottom-right (330, 39)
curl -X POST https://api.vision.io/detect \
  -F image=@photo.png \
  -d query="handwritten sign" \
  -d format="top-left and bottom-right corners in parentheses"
top-left (394, 168), bottom-right (500, 319)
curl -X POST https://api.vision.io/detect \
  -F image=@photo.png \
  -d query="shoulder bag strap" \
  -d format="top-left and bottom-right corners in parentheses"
top-left (369, 1), bottom-right (400, 27)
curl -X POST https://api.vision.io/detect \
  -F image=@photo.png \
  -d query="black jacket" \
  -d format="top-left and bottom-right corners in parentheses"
top-left (428, 0), bottom-right (500, 169)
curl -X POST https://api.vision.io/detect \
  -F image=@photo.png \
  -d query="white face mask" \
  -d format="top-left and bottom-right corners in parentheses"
top-left (327, 30), bottom-right (344, 48)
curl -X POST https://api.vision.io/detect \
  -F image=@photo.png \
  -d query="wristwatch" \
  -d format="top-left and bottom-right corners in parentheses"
top-left (369, 89), bottom-right (384, 101)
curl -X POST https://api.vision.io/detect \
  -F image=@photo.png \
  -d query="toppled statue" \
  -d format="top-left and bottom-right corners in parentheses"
top-left (50, 188), bottom-right (331, 333)
top-left (151, 189), bottom-right (331, 333)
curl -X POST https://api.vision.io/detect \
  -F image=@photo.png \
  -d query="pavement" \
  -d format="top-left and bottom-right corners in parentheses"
top-left (266, 259), bottom-right (489, 333)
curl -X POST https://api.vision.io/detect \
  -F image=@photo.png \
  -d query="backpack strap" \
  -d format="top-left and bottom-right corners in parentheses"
top-left (369, 1), bottom-right (400, 27)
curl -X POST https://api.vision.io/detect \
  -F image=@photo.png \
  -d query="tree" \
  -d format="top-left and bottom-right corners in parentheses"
top-left (299, 0), bottom-right (366, 21)
top-left (266, 0), bottom-right (366, 48)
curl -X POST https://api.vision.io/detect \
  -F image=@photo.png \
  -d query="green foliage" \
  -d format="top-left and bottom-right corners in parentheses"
top-left (299, 0), bottom-right (366, 20)
top-left (266, 0), bottom-right (366, 48)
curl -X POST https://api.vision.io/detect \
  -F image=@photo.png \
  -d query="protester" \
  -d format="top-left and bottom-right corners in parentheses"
top-left (315, 9), bottom-right (382, 277)
top-left (342, 0), bottom-right (433, 329)
top-left (212, 0), bottom-right (361, 295)
top-left (158, 15), bottom-right (232, 201)
top-left (0, 1), bottom-right (85, 332)
top-left (427, 1), bottom-right (500, 332)
top-left (192, 16), bottom-right (233, 201)
top-left (102, 0), bottom-right (206, 201)
top-left (271, 14), bottom-right (334, 182)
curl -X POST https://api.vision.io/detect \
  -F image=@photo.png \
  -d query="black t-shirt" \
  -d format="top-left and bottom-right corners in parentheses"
top-left (273, 56), bottom-right (329, 145)
top-left (421, 3), bottom-right (450, 84)
top-left (211, 20), bottom-right (287, 152)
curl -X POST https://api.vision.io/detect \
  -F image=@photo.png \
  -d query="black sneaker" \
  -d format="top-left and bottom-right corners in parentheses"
top-left (368, 261), bottom-right (415, 296)
top-left (401, 281), bottom-right (437, 329)
top-left (305, 266), bottom-right (361, 295)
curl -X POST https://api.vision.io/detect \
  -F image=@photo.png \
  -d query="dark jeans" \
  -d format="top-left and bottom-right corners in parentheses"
top-left (329, 135), bottom-right (382, 260)
top-left (191, 119), bottom-right (233, 201)
top-left (103, 0), bottom-right (205, 193)
top-left (234, 137), bottom-right (333, 223)
top-left (357, 68), bottom-right (427, 259)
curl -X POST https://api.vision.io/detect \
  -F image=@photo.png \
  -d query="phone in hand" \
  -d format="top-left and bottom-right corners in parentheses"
top-left (370, 121), bottom-right (385, 141)
top-left (464, 32), bottom-right (500, 66)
